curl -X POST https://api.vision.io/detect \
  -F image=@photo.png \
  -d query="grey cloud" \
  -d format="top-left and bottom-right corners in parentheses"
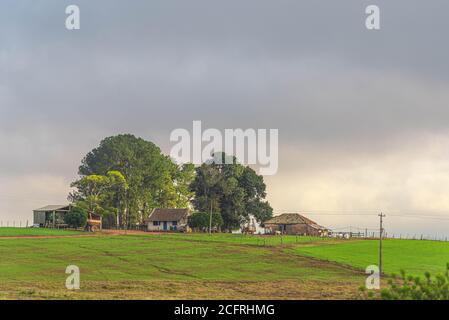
top-left (1, 1), bottom-right (449, 234)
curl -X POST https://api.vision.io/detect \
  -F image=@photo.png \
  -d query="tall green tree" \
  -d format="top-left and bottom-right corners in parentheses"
top-left (190, 163), bottom-right (225, 232)
top-left (73, 134), bottom-right (194, 227)
top-left (190, 152), bottom-right (273, 231)
top-left (188, 212), bottom-right (223, 231)
top-left (69, 170), bottom-right (128, 218)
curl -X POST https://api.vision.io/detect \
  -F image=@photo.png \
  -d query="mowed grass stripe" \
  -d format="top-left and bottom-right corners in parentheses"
top-left (0, 235), bottom-right (360, 284)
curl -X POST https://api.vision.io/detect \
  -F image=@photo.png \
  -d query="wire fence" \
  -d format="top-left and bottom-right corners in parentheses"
top-left (1, 220), bottom-right (449, 242)
top-left (0, 220), bottom-right (30, 228)
top-left (329, 230), bottom-right (449, 242)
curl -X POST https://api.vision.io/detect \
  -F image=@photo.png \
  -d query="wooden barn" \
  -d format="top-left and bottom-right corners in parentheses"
top-left (264, 213), bottom-right (329, 236)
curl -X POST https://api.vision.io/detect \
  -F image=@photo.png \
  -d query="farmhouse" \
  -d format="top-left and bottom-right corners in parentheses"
top-left (264, 213), bottom-right (329, 236)
top-left (146, 208), bottom-right (190, 232)
top-left (33, 204), bottom-right (72, 228)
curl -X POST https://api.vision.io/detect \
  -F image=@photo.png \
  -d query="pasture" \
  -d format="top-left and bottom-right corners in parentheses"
top-left (0, 231), bottom-right (447, 299)
top-left (293, 238), bottom-right (449, 277)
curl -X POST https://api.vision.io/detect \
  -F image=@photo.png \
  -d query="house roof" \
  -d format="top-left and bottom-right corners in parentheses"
top-left (147, 208), bottom-right (189, 222)
top-left (34, 205), bottom-right (71, 212)
top-left (265, 213), bottom-right (328, 230)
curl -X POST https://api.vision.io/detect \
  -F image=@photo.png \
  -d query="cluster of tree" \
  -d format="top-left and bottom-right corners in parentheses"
top-left (190, 153), bottom-right (272, 231)
top-left (69, 135), bottom-right (272, 231)
top-left (69, 134), bottom-right (194, 228)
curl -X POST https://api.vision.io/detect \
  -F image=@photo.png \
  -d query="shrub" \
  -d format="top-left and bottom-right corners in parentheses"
top-left (64, 207), bottom-right (88, 228)
top-left (361, 264), bottom-right (449, 300)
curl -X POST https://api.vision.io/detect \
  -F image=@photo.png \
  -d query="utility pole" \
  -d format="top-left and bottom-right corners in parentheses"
top-left (379, 213), bottom-right (386, 276)
top-left (209, 201), bottom-right (213, 235)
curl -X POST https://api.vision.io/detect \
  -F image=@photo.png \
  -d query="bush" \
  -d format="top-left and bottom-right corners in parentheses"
top-left (188, 212), bottom-right (223, 231)
top-left (361, 264), bottom-right (449, 300)
top-left (64, 207), bottom-right (88, 228)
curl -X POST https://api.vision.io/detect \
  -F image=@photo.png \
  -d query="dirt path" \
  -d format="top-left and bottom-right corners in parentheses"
top-left (0, 233), bottom-right (110, 240)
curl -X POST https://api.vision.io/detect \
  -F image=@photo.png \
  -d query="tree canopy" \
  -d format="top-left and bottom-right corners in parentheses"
top-left (70, 136), bottom-right (271, 231)
top-left (70, 134), bottom-right (194, 227)
top-left (190, 152), bottom-right (273, 231)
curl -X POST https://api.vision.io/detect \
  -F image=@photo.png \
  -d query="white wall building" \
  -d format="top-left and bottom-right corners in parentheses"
top-left (146, 208), bottom-right (189, 232)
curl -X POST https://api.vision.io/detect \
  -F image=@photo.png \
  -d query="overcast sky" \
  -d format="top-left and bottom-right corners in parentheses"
top-left (1, 0), bottom-right (449, 236)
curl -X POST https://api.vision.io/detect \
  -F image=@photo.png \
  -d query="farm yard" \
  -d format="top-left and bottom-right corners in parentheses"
top-left (1, 231), bottom-right (448, 300)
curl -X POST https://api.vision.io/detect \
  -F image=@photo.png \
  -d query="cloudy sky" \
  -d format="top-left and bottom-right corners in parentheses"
top-left (1, 0), bottom-right (449, 236)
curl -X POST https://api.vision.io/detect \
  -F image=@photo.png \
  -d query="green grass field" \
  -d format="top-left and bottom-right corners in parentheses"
top-left (0, 232), bottom-right (362, 300)
top-left (1, 231), bottom-right (448, 300)
top-left (154, 233), bottom-right (332, 246)
top-left (0, 227), bottom-right (82, 237)
top-left (292, 239), bottom-right (449, 277)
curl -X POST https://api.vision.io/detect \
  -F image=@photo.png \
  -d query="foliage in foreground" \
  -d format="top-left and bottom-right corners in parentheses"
top-left (361, 264), bottom-right (449, 300)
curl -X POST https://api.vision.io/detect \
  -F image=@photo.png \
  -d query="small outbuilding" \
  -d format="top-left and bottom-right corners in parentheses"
top-left (33, 204), bottom-right (102, 230)
top-left (146, 208), bottom-right (190, 232)
top-left (264, 213), bottom-right (329, 236)
top-left (33, 204), bottom-right (72, 228)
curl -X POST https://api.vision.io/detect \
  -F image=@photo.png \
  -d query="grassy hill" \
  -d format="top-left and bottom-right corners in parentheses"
top-left (0, 233), bottom-right (362, 300)
top-left (1, 231), bottom-right (448, 299)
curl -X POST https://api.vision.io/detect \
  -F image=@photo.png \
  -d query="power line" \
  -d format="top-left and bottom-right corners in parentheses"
top-left (275, 210), bottom-right (449, 220)
top-left (388, 214), bottom-right (449, 221)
